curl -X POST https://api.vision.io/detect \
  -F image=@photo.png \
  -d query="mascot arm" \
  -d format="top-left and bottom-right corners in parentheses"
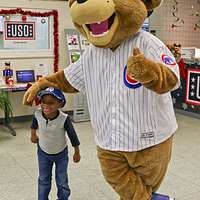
top-left (127, 48), bottom-right (178, 94)
top-left (23, 70), bottom-right (77, 106)
top-left (45, 70), bottom-right (77, 93)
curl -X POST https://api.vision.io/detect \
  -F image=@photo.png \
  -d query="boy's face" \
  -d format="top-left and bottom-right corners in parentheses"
top-left (40, 95), bottom-right (63, 116)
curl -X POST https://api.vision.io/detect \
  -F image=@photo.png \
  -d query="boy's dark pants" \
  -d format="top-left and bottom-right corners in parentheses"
top-left (97, 136), bottom-right (173, 200)
top-left (37, 145), bottom-right (70, 200)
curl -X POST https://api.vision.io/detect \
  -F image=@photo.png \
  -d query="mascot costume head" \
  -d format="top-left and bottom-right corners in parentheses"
top-left (24, 1), bottom-right (179, 200)
top-left (69, 0), bottom-right (160, 48)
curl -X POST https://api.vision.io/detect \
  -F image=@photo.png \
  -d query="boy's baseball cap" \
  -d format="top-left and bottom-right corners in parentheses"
top-left (37, 87), bottom-right (66, 107)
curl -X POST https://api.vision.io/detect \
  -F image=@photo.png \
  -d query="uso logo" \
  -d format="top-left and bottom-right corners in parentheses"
top-left (123, 65), bottom-right (142, 89)
top-left (161, 54), bottom-right (176, 66)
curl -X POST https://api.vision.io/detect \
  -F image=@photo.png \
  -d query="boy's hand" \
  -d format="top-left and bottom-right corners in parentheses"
top-left (73, 152), bottom-right (81, 163)
top-left (31, 134), bottom-right (38, 143)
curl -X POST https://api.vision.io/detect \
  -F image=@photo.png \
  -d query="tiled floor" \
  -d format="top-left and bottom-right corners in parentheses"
top-left (0, 113), bottom-right (200, 200)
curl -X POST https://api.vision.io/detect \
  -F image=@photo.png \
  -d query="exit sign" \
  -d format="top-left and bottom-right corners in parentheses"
top-left (4, 21), bottom-right (35, 40)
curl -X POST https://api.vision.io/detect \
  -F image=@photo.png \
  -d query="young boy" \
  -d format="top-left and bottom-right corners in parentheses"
top-left (30, 87), bottom-right (81, 200)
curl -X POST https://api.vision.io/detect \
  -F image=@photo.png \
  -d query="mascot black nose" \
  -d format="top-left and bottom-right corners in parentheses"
top-left (77, 0), bottom-right (88, 4)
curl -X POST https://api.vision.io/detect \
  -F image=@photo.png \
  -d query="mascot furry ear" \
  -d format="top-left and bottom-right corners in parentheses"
top-left (142, 0), bottom-right (162, 11)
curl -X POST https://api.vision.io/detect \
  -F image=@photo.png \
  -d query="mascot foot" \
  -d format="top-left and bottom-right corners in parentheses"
top-left (151, 192), bottom-right (175, 200)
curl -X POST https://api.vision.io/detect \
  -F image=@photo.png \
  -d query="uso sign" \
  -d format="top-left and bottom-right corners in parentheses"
top-left (4, 21), bottom-right (35, 40)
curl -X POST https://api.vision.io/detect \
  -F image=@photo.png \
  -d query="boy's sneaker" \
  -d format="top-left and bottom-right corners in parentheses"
top-left (151, 192), bottom-right (175, 200)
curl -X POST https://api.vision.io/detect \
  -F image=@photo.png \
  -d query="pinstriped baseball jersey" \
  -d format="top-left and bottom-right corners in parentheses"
top-left (64, 30), bottom-right (180, 151)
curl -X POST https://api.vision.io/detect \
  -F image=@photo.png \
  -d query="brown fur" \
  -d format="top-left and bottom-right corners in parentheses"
top-left (142, 0), bottom-right (162, 11)
top-left (106, 0), bottom-right (147, 49)
top-left (45, 70), bottom-right (78, 93)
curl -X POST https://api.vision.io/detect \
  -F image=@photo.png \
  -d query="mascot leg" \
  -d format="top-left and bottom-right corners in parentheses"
top-left (97, 137), bottom-right (173, 200)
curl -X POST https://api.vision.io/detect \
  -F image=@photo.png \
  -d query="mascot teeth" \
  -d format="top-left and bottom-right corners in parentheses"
top-left (90, 30), bottom-right (109, 37)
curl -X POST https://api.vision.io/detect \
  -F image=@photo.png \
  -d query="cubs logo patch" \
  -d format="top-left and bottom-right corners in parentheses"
top-left (123, 65), bottom-right (142, 89)
top-left (161, 54), bottom-right (176, 66)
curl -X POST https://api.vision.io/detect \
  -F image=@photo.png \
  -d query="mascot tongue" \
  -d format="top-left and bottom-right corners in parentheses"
top-left (89, 19), bottom-right (108, 35)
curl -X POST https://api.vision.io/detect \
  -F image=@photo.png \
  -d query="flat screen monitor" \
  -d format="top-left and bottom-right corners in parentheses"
top-left (16, 70), bottom-right (35, 83)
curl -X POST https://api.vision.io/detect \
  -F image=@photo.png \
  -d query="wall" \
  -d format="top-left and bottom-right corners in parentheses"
top-left (150, 0), bottom-right (200, 47)
top-left (2, 0), bottom-right (200, 118)
top-left (0, 0), bottom-right (75, 118)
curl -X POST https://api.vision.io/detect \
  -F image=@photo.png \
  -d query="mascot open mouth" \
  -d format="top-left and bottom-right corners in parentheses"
top-left (85, 13), bottom-right (115, 37)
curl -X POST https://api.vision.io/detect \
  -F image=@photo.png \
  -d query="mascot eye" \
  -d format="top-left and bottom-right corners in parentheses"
top-left (69, 0), bottom-right (88, 7)
top-left (69, 0), bottom-right (76, 7)
top-left (77, 0), bottom-right (88, 3)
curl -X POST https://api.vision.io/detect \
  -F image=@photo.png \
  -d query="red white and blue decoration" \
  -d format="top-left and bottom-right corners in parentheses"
top-left (161, 54), bottom-right (176, 66)
top-left (185, 68), bottom-right (200, 106)
top-left (123, 65), bottom-right (142, 89)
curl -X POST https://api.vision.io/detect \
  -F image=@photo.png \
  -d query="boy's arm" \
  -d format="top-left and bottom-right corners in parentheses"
top-left (64, 116), bottom-right (81, 162)
top-left (64, 116), bottom-right (80, 147)
top-left (30, 116), bottom-right (39, 143)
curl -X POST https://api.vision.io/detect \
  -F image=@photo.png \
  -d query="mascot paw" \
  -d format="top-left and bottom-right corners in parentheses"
top-left (127, 48), bottom-right (147, 79)
top-left (23, 83), bottom-right (40, 106)
top-left (23, 77), bottom-right (59, 106)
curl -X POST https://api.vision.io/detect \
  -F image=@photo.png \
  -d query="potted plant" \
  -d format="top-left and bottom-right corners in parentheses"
top-left (0, 90), bottom-right (13, 124)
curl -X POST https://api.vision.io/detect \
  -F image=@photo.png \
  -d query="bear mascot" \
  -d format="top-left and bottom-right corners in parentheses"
top-left (23, 0), bottom-right (179, 199)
